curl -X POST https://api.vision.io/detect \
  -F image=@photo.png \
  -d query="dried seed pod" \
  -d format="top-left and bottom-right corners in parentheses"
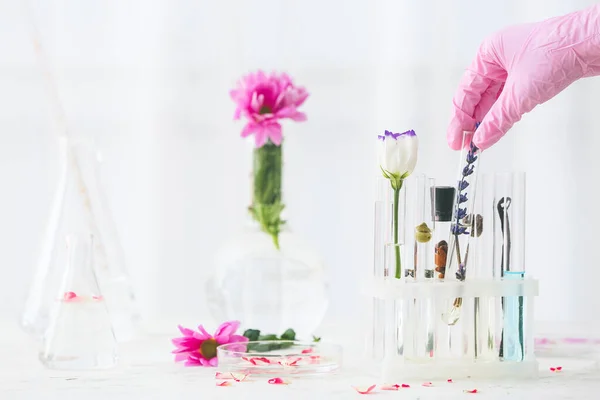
top-left (463, 214), bottom-right (483, 237)
top-left (415, 222), bottom-right (432, 243)
top-left (434, 240), bottom-right (448, 278)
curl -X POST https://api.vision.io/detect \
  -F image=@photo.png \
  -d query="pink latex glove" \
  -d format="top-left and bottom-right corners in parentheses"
top-left (448, 4), bottom-right (600, 150)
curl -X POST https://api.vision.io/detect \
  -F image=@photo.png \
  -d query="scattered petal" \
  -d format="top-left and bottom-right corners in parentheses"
top-left (215, 372), bottom-right (233, 380)
top-left (381, 384), bottom-right (400, 391)
top-left (301, 348), bottom-right (314, 354)
top-left (92, 295), bottom-right (103, 301)
top-left (308, 355), bottom-right (321, 364)
top-left (401, 384), bottom-right (410, 388)
top-left (242, 357), bottom-right (257, 365)
top-left (556, 366), bottom-right (562, 371)
top-left (268, 377), bottom-right (289, 385)
top-left (422, 382), bottom-right (434, 387)
top-left (464, 389), bottom-right (478, 394)
top-left (447, 379), bottom-right (453, 383)
top-left (253, 357), bottom-right (271, 365)
top-left (550, 367), bottom-right (556, 372)
top-left (286, 357), bottom-right (302, 366)
top-left (231, 373), bottom-right (249, 382)
top-left (63, 292), bottom-right (77, 301)
top-left (352, 385), bottom-right (376, 394)
top-left (216, 381), bottom-right (232, 387)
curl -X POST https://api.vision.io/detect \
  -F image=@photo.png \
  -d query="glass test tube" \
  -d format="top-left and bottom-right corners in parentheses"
top-left (470, 173), bottom-right (497, 361)
top-left (442, 130), bottom-right (482, 326)
top-left (494, 172), bottom-right (527, 361)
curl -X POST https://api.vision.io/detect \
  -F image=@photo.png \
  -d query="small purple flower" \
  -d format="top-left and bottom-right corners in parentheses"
top-left (459, 193), bottom-right (468, 204)
top-left (451, 225), bottom-right (468, 235)
top-left (456, 263), bottom-right (466, 281)
top-left (380, 129), bottom-right (416, 141)
top-left (462, 164), bottom-right (474, 177)
top-left (459, 180), bottom-right (469, 191)
top-left (456, 207), bottom-right (467, 220)
top-left (466, 151), bottom-right (478, 164)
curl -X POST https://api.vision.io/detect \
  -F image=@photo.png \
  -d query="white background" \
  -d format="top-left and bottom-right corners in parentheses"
top-left (1, 0), bottom-right (599, 331)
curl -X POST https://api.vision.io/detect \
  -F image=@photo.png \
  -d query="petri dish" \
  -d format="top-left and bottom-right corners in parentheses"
top-left (217, 340), bottom-right (342, 378)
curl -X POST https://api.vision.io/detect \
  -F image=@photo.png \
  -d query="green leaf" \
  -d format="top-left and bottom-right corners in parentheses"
top-left (280, 328), bottom-right (296, 341)
top-left (258, 334), bottom-right (278, 341)
top-left (243, 329), bottom-right (260, 342)
top-left (312, 335), bottom-right (321, 342)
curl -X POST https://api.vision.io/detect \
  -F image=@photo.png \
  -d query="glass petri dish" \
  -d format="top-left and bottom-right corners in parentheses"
top-left (217, 340), bottom-right (342, 377)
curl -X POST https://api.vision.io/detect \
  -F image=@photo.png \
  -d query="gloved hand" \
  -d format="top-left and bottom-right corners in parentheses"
top-left (447, 4), bottom-right (600, 150)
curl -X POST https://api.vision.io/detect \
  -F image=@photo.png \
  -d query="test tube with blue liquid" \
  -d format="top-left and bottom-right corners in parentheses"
top-left (495, 172), bottom-right (527, 361)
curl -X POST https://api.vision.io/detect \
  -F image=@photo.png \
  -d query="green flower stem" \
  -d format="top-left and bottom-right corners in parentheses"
top-left (250, 141), bottom-right (284, 249)
top-left (393, 186), bottom-right (402, 279)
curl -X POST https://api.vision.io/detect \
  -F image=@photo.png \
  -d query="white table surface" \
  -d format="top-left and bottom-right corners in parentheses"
top-left (2, 319), bottom-right (600, 400)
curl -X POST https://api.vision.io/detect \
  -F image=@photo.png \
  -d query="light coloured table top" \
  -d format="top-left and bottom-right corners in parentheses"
top-left (1, 320), bottom-right (600, 400)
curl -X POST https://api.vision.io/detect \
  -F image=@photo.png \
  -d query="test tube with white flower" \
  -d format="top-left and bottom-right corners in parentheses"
top-left (377, 130), bottom-right (418, 279)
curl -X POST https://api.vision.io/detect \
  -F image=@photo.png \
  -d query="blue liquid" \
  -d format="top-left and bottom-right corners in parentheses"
top-left (503, 271), bottom-right (525, 361)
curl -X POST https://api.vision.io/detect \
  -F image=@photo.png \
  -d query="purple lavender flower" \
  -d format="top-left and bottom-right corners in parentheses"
top-left (462, 164), bottom-right (474, 177)
top-left (451, 225), bottom-right (468, 235)
top-left (455, 263), bottom-right (466, 281)
top-left (459, 180), bottom-right (469, 191)
top-left (457, 207), bottom-right (467, 220)
top-left (459, 193), bottom-right (468, 203)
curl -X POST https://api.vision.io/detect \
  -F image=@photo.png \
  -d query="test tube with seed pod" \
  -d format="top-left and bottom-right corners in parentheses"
top-left (413, 174), bottom-right (435, 281)
top-left (430, 186), bottom-right (456, 280)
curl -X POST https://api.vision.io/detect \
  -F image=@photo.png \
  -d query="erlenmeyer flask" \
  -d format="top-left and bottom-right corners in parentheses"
top-left (40, 233), bottom-right (118, 369)
top-left (22, 137), bottom-right (138, 341)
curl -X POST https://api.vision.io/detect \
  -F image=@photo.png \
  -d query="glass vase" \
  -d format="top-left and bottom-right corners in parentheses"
top-left (206, 141), bottom-right (328, 339)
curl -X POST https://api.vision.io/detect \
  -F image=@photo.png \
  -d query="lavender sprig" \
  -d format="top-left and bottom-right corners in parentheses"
top-left (450, 127), bottom-right (480, 281)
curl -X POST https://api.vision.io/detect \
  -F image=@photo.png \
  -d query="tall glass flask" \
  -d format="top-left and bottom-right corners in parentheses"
top-left (40, 234), bottom-right (118, 370)
top-left (22, 138), bottom-right (138, 341)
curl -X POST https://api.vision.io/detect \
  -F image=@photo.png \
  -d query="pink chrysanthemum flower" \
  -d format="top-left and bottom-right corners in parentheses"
top-left (172, 321), bottom-right (248, 367)
top-left (230, 70), bottom-right (308, 147)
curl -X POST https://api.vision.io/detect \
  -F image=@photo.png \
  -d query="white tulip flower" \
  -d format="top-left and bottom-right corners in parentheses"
top-left (378, 130), bottom-right (418, 190)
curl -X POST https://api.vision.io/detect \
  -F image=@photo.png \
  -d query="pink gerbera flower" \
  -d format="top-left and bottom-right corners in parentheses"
top-left (230, 70), bottom-right (309, 147)
top-left (172, 321), bottom-right (248, 367)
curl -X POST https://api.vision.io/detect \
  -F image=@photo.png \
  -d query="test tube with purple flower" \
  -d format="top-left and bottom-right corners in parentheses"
top-left (441, 126), bottom-right (482, 326)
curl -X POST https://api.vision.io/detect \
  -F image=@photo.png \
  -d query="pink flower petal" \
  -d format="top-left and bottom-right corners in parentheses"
top-left (63, 292), bottom-right (77, 301)
top-left (550, 367), bottom-right (556, 371)
top-left (242, 357), bottom-right (257, 365)
top-left (214, 321), bottom-right (240, 341)
top-left (177, 325), bottom-right (195, 337)
top-left (184, 358), bottom-right (202, 367)
top-left (263, 122), bottom-right (283, 146)
top-left (352, 385), bottom-right (376, 394)
top-left (254, 127), bottom-right (268, 148)
top-left (228, 335), bottom-right (249, 344)
top-left (174, 353), bottom-right (190, 362)
top-left (422, 382), bottom-right (434, 387)
top-left (268, 377), bottom-right (289, 385)
top-left (401, 384), bottom-right (410, 388)
top-left (196, 325), bottom-right (212, 340)
top-left (464, 389), bottom-right (478, 394)
top-left (215, 372), bottom-right (233, 380)
top-left (216, 381), bottom-right (232, 387)
top-left (208, 357), bottom-right (218, 367)
top-left (285, 357), bottom-right (302, 367)
top-left (92, 295), bottom-right (103, 301)
top-left (447, 379), bottom-right (453, 383)
top-left (556, 366), bottom-right (563, 371)
top-left (301, 348), bottom-right (313, 354)
top-left (231, 373), bottom-right (249, 382)
top-left (381, 384), bottom-right (400, 391)
top-left (241, 122), bottom-right (258, 138)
